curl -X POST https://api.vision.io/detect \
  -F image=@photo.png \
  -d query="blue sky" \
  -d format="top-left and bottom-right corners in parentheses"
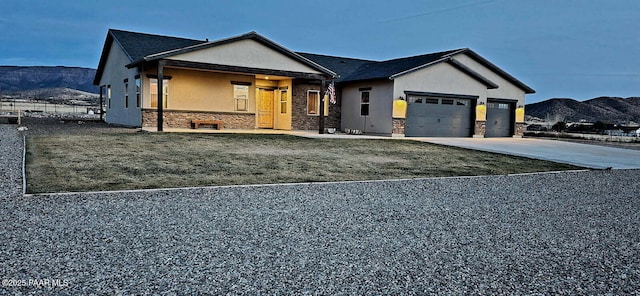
top-left (1, 0), bottom-right (638, 103)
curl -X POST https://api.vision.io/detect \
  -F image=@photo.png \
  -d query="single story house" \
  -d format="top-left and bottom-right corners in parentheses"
top-left (94, 29), bottom-right (535, 137)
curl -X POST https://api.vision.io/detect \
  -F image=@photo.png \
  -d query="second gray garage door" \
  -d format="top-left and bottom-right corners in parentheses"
top-left (485, 100), bottom-right (514, 137)
top-left (405, 95), bottom-right (474, 137)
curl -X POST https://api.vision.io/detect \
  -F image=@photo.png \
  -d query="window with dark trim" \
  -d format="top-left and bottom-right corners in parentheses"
top-left (135, 77), bottom-right (141, 108)
top-left (124, 80), bottom-right (129, 108)
top-left (307, 90), bottom-right (320, 115)
top-left (233, 84), bottom-right (249, 111)
top-left (360, 91), bottom-right (370, 116)
top-left (150, 79), bottom-right (169, 108)
top-left (107, 85), bottom-right (111, 109)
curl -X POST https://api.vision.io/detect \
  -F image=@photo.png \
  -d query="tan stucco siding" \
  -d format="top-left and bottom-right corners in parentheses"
top-left (168, 39), bottom-right (323, 74)
top-left (452, 54), bottom-right (526, 103)
top-left (99, 42), bottom-right (141, 126)
top-left (142, 68), bottom-right (256, 113)
top-left (393, 62), bottom-right (488, 102)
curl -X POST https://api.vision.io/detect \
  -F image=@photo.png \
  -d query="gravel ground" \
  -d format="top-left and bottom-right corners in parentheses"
top-left (1, 118), bottom-right (639, 294)
top-left (0, 124), bottom-right (24, 198)
top-left (1, 174), bottom-right (639, 294)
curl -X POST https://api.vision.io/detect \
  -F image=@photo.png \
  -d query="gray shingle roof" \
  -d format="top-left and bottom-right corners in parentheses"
top-left (109, 29), bottom-right (206, 62)
top-left (299, 49), bottom-right (463, 82)
top-left (95, 29), bottom-right (533, 93)
top-left (341, 49), bottom-right (462, 82)
top-left (300, 49), bottom-right (535, 94)
top-left (296, 53), bottom-right (374, 82)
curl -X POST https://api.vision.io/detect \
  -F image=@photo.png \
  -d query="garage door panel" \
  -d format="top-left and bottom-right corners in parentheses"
top-left (405, 96), bottom-right (473, 137)
top-left (485, 101), bottom-right (514, 137)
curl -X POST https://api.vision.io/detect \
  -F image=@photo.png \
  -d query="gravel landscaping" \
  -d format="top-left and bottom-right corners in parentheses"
top-left (0, 124), bottom-right (24, 199)
top-left (1, 119), bottom-right (639, 294)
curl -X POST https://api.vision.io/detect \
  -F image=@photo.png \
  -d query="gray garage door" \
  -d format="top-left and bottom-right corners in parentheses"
top-left (485, 100), bottom-right (514, 137)
top-left (405, 95), bottom-right (473, 137)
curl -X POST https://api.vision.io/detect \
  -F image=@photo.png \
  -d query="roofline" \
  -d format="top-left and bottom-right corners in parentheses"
top-left (446, 58), bottom-right (499, 89)
top-left (459, 49), bottom-right (536, 94)
top-left (93, 30), bottom-right (118, 85)
top-left (388, 55), bottom-right (499, 89)
top-left (296, 52), bottom-right (378, 63)
top-left (388, 48), bottom-right (535, 94)
top-left (129, 31), bottom-right (337, 78)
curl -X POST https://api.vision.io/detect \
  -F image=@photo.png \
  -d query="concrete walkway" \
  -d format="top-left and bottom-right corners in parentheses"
top-left (416, 137), bottom-right (640, 169)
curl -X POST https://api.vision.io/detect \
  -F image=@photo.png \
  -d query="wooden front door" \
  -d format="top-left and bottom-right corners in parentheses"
top-left (257, 89), bottom-right (274, 128)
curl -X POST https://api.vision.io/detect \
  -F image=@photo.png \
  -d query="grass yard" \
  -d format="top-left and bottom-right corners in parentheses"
top-left (26, 133), bottom-right (582, 193)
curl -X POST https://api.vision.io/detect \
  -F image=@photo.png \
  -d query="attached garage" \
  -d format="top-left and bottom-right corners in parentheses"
top-left (405, 93), bottom-right (475, 137)
top-left (485, 99), bottom-right (515, 137)
top-left (301, 48), bottom-right (535, 137)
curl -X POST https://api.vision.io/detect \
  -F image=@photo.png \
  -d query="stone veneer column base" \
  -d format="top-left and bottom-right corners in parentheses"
top-left (392, 118), bottom-right (406, 135)
top-left (142, 110), bottom-right (256, 129)
top-left (514, 123), bottom-right (525, 137)
top-left (474, 120), bottom-right (486, 138)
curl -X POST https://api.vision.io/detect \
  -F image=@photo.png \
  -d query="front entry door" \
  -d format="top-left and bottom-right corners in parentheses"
top-left (258, 89), bottom-right (274, 128)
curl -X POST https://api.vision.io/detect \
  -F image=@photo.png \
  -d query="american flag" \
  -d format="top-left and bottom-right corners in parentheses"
top-left (327, 81), bottom-right (336, 104)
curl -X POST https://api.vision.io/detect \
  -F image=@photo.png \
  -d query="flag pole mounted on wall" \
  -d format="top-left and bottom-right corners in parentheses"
top-left (318, 80), bottom-right (336, 134)
top-left (318, 79), bottom-right (327, 134)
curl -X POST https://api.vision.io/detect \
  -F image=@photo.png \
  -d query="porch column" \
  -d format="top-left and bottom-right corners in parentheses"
top-left (318, 79), bottom-right (328, 134)
top-left (157, 60), bottom-right (165, 132)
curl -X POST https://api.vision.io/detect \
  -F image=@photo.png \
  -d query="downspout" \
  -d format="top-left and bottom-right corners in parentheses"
top-left (157, 60), bottom-right (165, 132)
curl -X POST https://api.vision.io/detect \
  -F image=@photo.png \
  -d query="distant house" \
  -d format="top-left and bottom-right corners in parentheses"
top-left (94, 29), bottom-right (535, 137)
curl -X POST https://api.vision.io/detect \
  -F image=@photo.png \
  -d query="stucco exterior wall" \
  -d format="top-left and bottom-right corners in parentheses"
top-left (392, 62), bottom-right (487, 103)
top-left (341, 80), bottom-right (393, 135)
top-left (98, 42), bottom-right (142, 127)
top-left (142, 68), bottom-right (257, 114)
top-left (168, 39), bottom-right (323, 74)
top-left (452, 54), bottom-right (526, 104)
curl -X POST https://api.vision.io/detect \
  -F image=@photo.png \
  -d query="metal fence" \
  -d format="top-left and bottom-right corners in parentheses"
top-left (0, 99), bottom-right (102, 115)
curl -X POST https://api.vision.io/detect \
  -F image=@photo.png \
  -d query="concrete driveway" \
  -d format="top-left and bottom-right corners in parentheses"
top-left (417, 137), bottom-right (640, 169)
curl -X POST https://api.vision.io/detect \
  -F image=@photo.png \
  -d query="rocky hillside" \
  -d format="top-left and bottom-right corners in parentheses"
top-left (526, 97), bottom-right (640, 124)
top-left (0, 66), bottom-right (97, 94)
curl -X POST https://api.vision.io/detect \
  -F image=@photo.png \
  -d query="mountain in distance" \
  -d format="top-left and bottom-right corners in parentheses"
top-left (526, 97), bottom-right (640, 124)
top-left (0, 66), bottom-right (98, 105)
top-left (0, 66), bottom-right (97, 93)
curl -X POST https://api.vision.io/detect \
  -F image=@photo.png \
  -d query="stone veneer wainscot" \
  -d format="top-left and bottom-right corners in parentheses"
top-left (142, 110), bottom-right (255, 129)
top-left (290, 79), bottom-right (341, 131)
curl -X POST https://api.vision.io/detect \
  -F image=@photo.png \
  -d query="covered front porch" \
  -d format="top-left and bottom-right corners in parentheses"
top-left (139, 60), bottom-right (331, 131)
top-left (125, 32), bottom-right (337, 133)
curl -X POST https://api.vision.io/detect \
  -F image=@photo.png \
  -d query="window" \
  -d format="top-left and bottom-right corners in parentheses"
top-left (307, 90), bottom-right (320, 115)
top-left (360, 91), bottom-right (370, 116)
top-left (107, 85), bottom-right (111, 109)
top-left (425, 98), bottom-right (439, 104)
top-left (135, 78), bottom-right (141, 108)
top-left (280, 90), bottom-right (287, 114)
top-left (442, 99), bottom-right (454, 105)
top-left (150, 79), bottom-right (169, 108)
top-left (498, 103), bottom-right (510, 109)
top-left (124, 79), bottom-right (129, 108)
top-left (233, 85), bottom-right (249, 111)
top-left (456, 100), bottom-right (469, 106)
top-left (408, 96), bottom-right (422, 104)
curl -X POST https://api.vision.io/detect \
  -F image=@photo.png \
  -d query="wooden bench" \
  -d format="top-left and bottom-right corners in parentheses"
top-left (191, 119), bottom-right (223, 130)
